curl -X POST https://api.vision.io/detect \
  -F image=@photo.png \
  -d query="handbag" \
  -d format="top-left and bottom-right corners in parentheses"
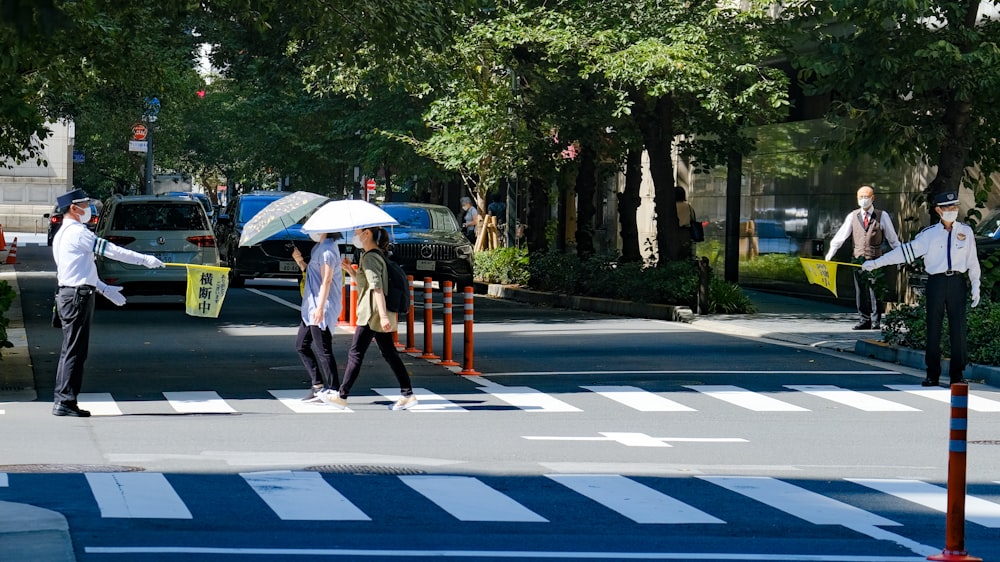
top-left (690, 209), bottom-right (705, 242)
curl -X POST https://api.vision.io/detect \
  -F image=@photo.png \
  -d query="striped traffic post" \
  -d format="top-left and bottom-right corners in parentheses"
top-left (403, 275), bottom-right (419, 353)
top-left (338, 274), bottom-right (349, 325)
top-left (438, 281), bottom-right (459, 366)
top-left (928, 382), bottom-right (982, 562)
top-left (420, 277), bottom-right (439, 360)
top-left (458, 286), bottom-right (480, 376)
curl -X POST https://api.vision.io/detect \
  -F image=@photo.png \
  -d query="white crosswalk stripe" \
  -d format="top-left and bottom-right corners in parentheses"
top-left (546, 474), bottom-right (724, 524)
top-left (373, 387), bottom-right (466, 412)
top-left (163, 391), bottom-right (236, 414)
top-left (86, 473), bottom-right (192, 519)
top-left (884, 385), bottom-right (1000, 412)
top-left (399, 475), bottom-right (548, 522)
top-left (784, 385), bottom-right (920, 412)
top-left (77, 392), bottom-right (124, 416)
top-left (582, 385), bottom-right (696, 411)
top-left (476, 380), bottom-right (581, 412)
top-left (849, 478), bottom-right (1000, 528)
top-left (240, 471), bottom-right (369, 521)
top-left (685, 385), bottom-right (810, 411)
top-left (268, 389), bottom-right (352, 413)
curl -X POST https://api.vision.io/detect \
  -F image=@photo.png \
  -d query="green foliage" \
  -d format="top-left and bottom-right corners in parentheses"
top-left (883, 295), bottom-right (1000, 366)
top-left (474, 247), bottom-right (530, 285)
top-left (967, 298), bottom-right (1000, 366)
top-left (0, 280), bottom-right (16, 359)
top-left (709, 277), bottom-right (758, 314)
top-left (738, 254), bottom-right (809, 283)
top-left (882, 296), bottom-right (931, 352)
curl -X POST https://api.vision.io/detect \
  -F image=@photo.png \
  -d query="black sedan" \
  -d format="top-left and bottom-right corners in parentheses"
top-left (43, 203), bottom-right (100, 246)
top-left (379, 202), bottom-right (475, 289)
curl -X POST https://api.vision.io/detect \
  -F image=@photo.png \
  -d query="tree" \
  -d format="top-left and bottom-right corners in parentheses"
top-left (788, 1), bottom-right (1000, 217)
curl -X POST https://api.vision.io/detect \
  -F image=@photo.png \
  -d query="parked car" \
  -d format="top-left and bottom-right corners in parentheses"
top-left (214, 191), bottom-right (312, 288)
top-left (378, 202), bottom-right (475, 288)
top-left (975, 207), bottom-right (1000, 263)
top-left (754, 219), bottom-right (799, 255)
top-left (43, 201), bottom-right (100, 246)
top-left (94, 194), bottom-right (219, 295)
top-left (161, 191), bottom-right (214, 220)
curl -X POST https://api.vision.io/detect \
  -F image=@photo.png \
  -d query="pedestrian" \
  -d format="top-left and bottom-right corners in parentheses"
top-left (825, 185), bottom-right (902, 330)
top-left (291, 232), bottom-right (343, 403)
top-left (51, 188), bottom-right (165, 417)
top-left (676, 187), bottom-right (696, 257)
top-left (321, 226), bottom-right (418, 410)
top-left (460, 196), bottom-right (479, 244)
top-left (861, 191), bottom-right (980, 387)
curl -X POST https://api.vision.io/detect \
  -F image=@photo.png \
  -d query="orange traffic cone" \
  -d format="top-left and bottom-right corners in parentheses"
top-left (4, 237), bottom-right (17, 265)
top-left (0, 223), bottom-right (6, 251)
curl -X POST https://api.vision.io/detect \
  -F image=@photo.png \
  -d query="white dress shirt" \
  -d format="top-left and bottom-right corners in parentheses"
top-left (826, 208), bottom-right (901, 260)
top-left (871, 221), bottom-right (981, 293)
top-left (52, 218), bottom-right (151, 291)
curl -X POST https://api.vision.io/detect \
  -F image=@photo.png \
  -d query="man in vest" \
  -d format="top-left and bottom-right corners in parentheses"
top-left (825, 185), bottom-right (901, 330)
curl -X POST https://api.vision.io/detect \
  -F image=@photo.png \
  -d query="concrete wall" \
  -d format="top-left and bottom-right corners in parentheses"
top-left (0, 121), bottom-right (73, 233)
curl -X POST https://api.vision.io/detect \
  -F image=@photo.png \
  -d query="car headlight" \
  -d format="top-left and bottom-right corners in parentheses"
top-left (456, 244), bottom-right (474, 259)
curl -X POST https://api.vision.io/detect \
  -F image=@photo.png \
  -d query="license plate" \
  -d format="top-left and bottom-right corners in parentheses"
top-left (416, 259), bottom-right (436, 271)
top-left (151, 253), bottom-right (174, 263)
top-left (279, 261), bottom-right (299, 273)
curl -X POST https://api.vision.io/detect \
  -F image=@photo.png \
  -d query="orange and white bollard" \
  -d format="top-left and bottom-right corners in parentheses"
top-left (404, 275), bottom-right (420, 353)
top-left (4, 237), bottom-right (17, 265)
top-left (339, 275), bottom-right (349, 325)
top-left (438, 281), bottom-right (459, 366)
top-left (350, 264), bottom-right (359, 327)
top-left (0, 223), bottom-right (6, 251)
top-left (928, 382), bottom-right (982, 562)
top-left (458, 286), bottom-right (480, 376)
top-left (420, 277), bottom-right (439, 360)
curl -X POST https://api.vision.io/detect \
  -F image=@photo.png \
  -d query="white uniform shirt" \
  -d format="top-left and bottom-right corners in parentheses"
top-left (52, 218), bottom-right (151, 290)
top-left (872, 221), bottom-right (981, 293)
top-left (826, 208), bottom-right (901, 259)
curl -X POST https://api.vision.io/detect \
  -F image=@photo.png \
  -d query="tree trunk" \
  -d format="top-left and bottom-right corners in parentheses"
top-left (618, 148), bottom-right (642, 263)
top-left (632, 92), bottom-right (679, 265)
top-left (574, 144), bottom-right (598, 259)
top-left (926, 98), bottom-right (973, 222)
top-left (383, 161), bottom-right (394, 202)
top-left (526, 176), bottom-right (549, 254)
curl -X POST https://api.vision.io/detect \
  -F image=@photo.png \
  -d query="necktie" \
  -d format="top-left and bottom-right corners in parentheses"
top-left (863, 213), bottom-right (869, 228)
top-left (947, 228), bottom-right (952, 271)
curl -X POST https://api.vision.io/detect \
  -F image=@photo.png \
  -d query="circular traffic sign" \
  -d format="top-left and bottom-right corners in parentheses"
top-left (131, 124), bottom-right (148, 141)
top-left (365, 179), bottom-right (376, 190)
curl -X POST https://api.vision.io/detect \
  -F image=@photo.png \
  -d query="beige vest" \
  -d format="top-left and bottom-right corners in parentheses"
top-left (851, 208), bottom-right (885, 259)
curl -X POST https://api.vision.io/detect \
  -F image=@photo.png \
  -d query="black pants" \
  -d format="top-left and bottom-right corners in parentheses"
top-left (853, 268), bottom-right (878, 326)
top-left (925, 273), bottom-right (968, 381)
top-left (295, 322), bottom-right (338, 389)
top-left (54, 286), bottom-right (95, 406)
top-left (338, 325), bottom-right (413, 399)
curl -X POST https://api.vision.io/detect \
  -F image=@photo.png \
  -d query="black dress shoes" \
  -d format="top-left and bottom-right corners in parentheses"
top-left (52, 403), bottom-right (91, 417)
top-left (920, 378), bottom-right (940, 387)
top-left (852, 322), bottom-right (872, 330)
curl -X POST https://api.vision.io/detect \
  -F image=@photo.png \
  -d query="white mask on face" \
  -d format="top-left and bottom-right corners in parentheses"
top-left (858, 198), bottom-right (872, 210)
top-left (78, 205), bottom-right (92, 224)
top-left (352, 234), bottom-right (363, 247)
top-left (941, 210), bottom-right (959, 223)
top-left (309, 233), bottom-right (322, 243)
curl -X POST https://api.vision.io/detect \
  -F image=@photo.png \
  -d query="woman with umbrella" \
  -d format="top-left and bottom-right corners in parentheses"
top-left (291, 231), bottom-right (343, 403)
top-left (322, 226), bottom-right (417, 410)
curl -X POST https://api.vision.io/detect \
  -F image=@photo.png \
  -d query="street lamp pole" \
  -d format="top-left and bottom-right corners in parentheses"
top-left (143, 97), bottom-right (160, 195)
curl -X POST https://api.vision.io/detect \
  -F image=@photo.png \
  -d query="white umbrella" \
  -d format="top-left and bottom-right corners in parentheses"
top-left (239, 191), bottom-right (329, 247)
top-left (301, 199), bottom-right (398, 233)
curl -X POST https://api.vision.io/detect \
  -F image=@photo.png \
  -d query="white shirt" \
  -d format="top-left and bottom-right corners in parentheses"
top-left (52, 218), bottom-right (151, 290)
top-left (826, 207), bottom-right (901, 259)
top-left (873, 221), bottom-right (981, 293)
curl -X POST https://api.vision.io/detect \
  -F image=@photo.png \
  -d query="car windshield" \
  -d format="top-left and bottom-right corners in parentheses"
top-left (975, 209), bottom-right (1000, 238)
top-left (239, 197), bottom-right (282, 225)
top-left (383, 205), bottom-right (460, 233)
top-left (111, 202), bottom-right (209, 231)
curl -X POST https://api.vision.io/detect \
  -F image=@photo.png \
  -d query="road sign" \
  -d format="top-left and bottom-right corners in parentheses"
top-left (131, 123), bottom-right (148, 141)
top-left (365, 179), bottom-right (376, 191)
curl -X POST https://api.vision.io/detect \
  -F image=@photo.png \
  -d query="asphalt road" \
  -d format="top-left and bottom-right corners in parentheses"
top-left (3, 243), bottom-right (1000, 561)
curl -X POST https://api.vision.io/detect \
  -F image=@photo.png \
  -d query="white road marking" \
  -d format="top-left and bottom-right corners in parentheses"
top-left (373, 387), bottom-right (466, 412)
top-left (685, 385), bottom-right (809, 412)
top-left (0, 473), bottom-right (7, 487)
top-left (246, 288), bottom-right (300, 310)
top-left (849, 478), bottom-right (1000, 528)
top-left (485, 370), bottom-right (897, 376)
top-left (476, 383), bottom-right (581, 412)
top-left (268, 389), bottom-right (352, 413)
top-left (399, 475), bottom-right (547, 522)
top-left (582, 385), bottom-right (696, 411)
top-left (784, 385), bottom-right (920, 412)
top-left (77, 392), bottom-right (124, 416)
top-left (546, 474), bottom-right (725, 524)
top-left (240, 471), bottom-right (369, 521)
top-left (885, 385), bottom-right (1000, 412)
top-left (163, 391), bottom-right (236, 414)
top-left (83, 546), bottom-right (930, 560)
top-left (85, 472), bottom-right (191, 519)
top-left (522, 433), bottom-right (747, 447)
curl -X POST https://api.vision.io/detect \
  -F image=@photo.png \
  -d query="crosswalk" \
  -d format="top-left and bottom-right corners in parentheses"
top-left (5, 471), bottom-right (1000, 530)
top-left (58, 382), bottom-right (1000, 416)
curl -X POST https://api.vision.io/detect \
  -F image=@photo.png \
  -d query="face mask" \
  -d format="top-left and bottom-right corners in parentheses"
top-left (941, 210), bottom-right (959, 223)
top-left (858, 198), bottom-right (872, 210)
top-left (352, 234), bottom-right (363, 247)
top-left (78, 205), bottom-right (92, 223)
top-left (309, 233), bottom-right (322, 243)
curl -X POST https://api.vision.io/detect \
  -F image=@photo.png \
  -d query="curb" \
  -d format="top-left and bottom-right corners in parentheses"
top-left (484, 284), bottom-right (695, 322)
top-left (855, 338), bottom-right (1000, 387)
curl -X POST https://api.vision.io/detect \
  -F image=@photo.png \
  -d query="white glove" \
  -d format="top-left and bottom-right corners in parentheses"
top-left (142, 255), bottom-right (165, 269)
top-left (824, 251), bottom-right (834, 261)
top-left (861, 260), bottom-right (876, 272)
top-left (102, 285), bottom-right (127, 306)
top-left (972, 289), bottom-right (981, 308)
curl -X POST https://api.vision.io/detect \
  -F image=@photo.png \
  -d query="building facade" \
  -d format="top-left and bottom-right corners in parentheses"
top-left (0, 121), bottom-right (74, 233)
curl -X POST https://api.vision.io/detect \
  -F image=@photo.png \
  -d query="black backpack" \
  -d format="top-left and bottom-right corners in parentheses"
top-left (368, 249), bottom-right (411, 313)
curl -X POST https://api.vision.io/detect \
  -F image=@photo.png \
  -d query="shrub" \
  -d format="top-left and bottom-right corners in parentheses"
top-left (739, 254), bottom-right (809, 283)
top-left (474, 247), bottom-right (530, 285)
top-left (882, 294), bottom-right (1000, 366)
top-left (709, 278), bottom-right (758, 314)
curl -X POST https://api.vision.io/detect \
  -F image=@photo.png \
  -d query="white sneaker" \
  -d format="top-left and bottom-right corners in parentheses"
top-left (319, 390), bottom-right (347, 409)
top-left (391, 395), bottom-right (418, 411)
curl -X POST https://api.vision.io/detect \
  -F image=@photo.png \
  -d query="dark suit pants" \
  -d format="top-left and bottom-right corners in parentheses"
top-left (925, 273), bottom-right (968, 381)
top-left (54, 286), bottom-right (95, 405)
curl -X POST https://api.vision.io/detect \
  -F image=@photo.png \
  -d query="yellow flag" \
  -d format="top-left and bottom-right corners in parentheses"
top-left (799, 257), bottom-right (856, 298)
top-left (183, 264), bottom-right (231, 318)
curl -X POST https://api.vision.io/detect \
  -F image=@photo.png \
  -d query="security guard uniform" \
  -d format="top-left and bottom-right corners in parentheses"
top-left (52, 188), bottom-right (164, 416)
top-left (863, 191), bottom-right (980, 386)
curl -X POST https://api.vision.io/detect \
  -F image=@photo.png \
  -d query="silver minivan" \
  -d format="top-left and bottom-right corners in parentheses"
top-left (95, 194), bottom-right (220, 295)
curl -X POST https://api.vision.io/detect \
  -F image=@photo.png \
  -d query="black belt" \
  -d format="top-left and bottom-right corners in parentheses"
top-left (59, 285), bottom-right (96, 292)
top-left (931, 271), bottom-right (964, 277)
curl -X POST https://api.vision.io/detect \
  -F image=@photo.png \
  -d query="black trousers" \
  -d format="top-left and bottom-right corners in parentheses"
top-left (295, 322), bottom-right (338, 389)
top-left (54, 285), bottom-right (95, 405)
top-left (338, 325), bottom-right (413, 399)
top-left (853, 268), bottom-right (879, 325)
top-left (925, 273), bottom-right (968, 381)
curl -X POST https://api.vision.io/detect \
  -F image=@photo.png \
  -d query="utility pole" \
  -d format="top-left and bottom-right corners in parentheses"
top-left (142, 97), bottom-right (160, 195)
